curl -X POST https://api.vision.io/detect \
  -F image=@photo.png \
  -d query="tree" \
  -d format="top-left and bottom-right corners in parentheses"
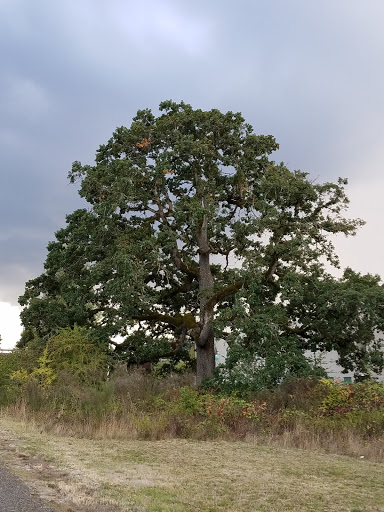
top-left (19, 101), bottom-right (384, 384)
top-left (218, 267), bottom-right (384, 391)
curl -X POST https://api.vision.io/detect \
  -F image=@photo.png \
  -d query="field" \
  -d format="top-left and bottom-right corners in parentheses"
top-left (0, 415), bottom-right (383, 512)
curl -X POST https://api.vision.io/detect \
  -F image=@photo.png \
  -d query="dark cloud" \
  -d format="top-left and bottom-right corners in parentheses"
top-left (1, 0), bottom-right (384, 309)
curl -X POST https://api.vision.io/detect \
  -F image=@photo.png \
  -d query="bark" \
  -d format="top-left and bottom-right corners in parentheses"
top-left (196, 207), bottom-right (216, 384)
top-left (196, 332), bottom-right (215, 385)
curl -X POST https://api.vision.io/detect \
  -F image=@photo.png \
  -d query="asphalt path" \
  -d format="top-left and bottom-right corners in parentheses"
top-left (0, 463), bottom-right (54, 512)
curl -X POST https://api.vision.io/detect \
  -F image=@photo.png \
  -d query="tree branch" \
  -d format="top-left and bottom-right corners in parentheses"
top-left (264, 254), bottom-right (279, 282)
top-left (172, 248), bottom-right (199, 278)
top-left (205, 281), bottom-right (244, 310)
top-left (172, 326), bottom-right (187, 353)
top-left (134, 311), bottom-right (197, 330)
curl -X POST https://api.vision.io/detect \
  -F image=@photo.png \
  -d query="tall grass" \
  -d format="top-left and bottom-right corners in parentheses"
top-left (3, 367), bottom-right (384, 461)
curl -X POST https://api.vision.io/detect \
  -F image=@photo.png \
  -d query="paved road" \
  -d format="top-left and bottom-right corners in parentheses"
top-left (0, 463), bottom-right (54, 512)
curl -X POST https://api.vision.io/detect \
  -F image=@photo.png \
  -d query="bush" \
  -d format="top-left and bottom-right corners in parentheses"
top-left (152, 359), bottom-right (191, 378)
top-left (11, 325), bottom-right (109, 388)
top-left (318, 379), bottom-right (384, 415)
top-left (0, 352), bottom-right (20, 405)
top-left (210, 346), bottom-right (327, 397)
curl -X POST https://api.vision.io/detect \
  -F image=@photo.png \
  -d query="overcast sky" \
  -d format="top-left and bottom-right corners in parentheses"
top-left (1, 0), bottom-right (384, 348)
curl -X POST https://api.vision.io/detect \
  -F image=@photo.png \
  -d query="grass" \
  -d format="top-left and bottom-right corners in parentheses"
top-left (4, 373), bottom-right (384, 462)
top-left (0, 415), bottom-right (383, 512)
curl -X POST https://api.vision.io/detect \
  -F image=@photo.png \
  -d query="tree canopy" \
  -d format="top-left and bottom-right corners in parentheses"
top-left (19, 100), bottom-right (384, 384)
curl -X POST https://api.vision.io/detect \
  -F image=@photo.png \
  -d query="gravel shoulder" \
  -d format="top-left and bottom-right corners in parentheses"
top-left (0, 462), bottom-right (55, 512)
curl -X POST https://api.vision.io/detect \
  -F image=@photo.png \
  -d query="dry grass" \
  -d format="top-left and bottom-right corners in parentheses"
top-left (5, 387), bottom-right (384, 462)
top-left (265, 425), bottom-right (384, 462)
top-left (0, 414), bottom-right (383, 512)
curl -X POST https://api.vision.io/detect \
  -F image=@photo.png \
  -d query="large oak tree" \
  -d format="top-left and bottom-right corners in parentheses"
top-left (19, 101), bottom-right (384, 384)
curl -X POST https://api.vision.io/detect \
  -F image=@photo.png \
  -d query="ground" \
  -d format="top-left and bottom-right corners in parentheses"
top-left (0, 416), bottom-right (383, 512)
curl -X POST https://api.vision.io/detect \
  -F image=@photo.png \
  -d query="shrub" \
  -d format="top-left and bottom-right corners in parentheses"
top-left (210, 347), bottom-right (326, 398)
top-left (0, 352), bottom-right (20, 404)
top-left (152, 359), bottom-right (190, 378)
top-left (318, 379), bottom-right (384, 416)
top-left (11, 325), bottom-right (109, 388)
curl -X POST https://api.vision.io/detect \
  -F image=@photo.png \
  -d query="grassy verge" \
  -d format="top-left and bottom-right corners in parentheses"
top-left (3, 372), bottom-right (384, 462)
top-left (0, 415), bottom-right (383, 512)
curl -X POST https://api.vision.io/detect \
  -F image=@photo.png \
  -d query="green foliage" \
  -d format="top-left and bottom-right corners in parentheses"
top-left (114, 332), bottom-right (175, 366)
top-left (13, 334), bottom-right (46, 372)
top-left (318, 378), bottom-right (384, 415)
top-left (0, 353), bottom-right (17, 386)
top-left (318, 378), bottom-right (355, 413)
top-left (44, 325), bottom-right (108, 384)
top-left (210, 340), bottom-right (327, 396)
top-left (0, 352), bottom-right (19, 404)
top-left (11, 326), bottom-right (108, 388)
top-left (152, 360), bottom-right (173, 378)
top-left (152, 359), bottom-right (190, 378)
top-left (177, 386), bottom-right (202, 415)
top-left (18, 100), bottom-right (383, 386)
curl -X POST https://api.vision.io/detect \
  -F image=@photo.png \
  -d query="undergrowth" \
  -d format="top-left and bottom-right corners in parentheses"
top-left (2, 364), bottom-right (384, 461)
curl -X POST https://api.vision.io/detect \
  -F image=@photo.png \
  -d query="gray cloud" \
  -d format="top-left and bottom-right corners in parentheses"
top-left (1, 0), bottom-right (384, 308)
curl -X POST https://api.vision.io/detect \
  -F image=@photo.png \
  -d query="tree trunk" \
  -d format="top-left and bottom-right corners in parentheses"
top-left (196, 205), bottom-right (216, 385)
top-left (196, 332), bottom-right (215, 385)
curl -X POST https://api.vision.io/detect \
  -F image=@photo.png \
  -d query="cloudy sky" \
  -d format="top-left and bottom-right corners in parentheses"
top-left (1, 0), bottom-right (384, 348)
